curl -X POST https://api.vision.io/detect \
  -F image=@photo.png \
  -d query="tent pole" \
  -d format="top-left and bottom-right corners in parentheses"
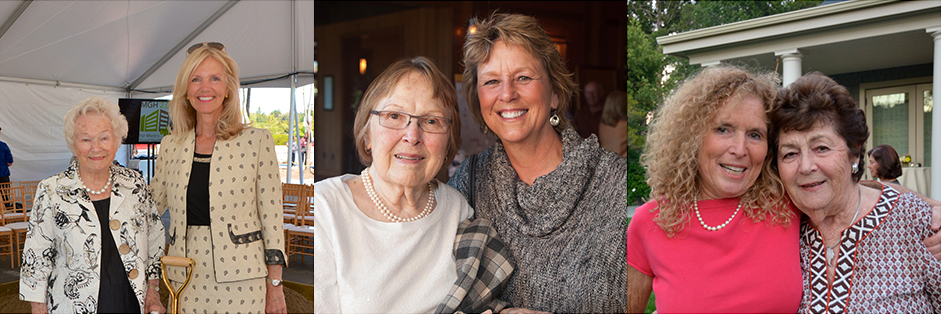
top-left (0, 0), bottom-right (31, 41)
top-left (292, 0), bottom-right (303, 184)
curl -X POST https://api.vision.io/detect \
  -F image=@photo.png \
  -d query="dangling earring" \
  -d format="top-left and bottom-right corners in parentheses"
top-left (852, 162), bottom-right (859, 174)
top-left (480, 125), bottom-right (489, 135)
top-left (549, 109), bottom-right (560, 127)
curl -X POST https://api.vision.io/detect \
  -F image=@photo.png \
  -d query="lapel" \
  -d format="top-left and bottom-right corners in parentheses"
top-left (178, 130), bottom-right (198, 222)
top-left (59, 157), bottom-right (96, 225)
top-left (108, 164), bottom-right (129, 222)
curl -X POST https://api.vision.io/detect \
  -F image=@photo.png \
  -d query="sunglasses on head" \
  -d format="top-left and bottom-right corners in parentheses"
top-left (187, 42), bottom-right (226, 55)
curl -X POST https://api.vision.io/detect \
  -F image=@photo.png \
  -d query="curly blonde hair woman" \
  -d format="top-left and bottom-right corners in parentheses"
top-left (642, 65), bottom-right (791, 236)
top-left (628, 65), bottom-right (800, 313)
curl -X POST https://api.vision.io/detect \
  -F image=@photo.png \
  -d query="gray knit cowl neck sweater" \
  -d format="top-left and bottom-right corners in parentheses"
top-left (448, 126), bottom-right (627, 313)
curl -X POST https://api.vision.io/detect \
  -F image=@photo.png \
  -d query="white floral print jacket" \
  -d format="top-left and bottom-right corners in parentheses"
top-left (19, 158), bottom-right (165, 313)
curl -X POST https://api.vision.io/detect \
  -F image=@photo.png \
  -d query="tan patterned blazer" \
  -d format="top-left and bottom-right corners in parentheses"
top-left (151, 127), bottom-right (284, 283)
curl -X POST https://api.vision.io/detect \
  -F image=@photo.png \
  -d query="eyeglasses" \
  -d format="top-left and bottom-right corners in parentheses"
top-left (370, 110), bottom-right (450, 134)
top-left (187, 42), bottom-right (226, 55)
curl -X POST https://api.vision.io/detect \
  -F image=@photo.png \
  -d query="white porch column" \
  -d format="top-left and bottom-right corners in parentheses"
top-left (928, 27), bottom-right (941, 200)
top-left (775, 49), bottom-right (803, 87)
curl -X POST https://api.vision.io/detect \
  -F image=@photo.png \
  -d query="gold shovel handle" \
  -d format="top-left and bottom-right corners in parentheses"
top-left (160, 256), bottom-right (195, 314)
top-left (161, 256), bottom-right (194, 267)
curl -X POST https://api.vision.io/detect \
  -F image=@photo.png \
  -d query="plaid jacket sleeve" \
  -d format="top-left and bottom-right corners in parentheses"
top-left (437, 218), bottom-right (514, 314)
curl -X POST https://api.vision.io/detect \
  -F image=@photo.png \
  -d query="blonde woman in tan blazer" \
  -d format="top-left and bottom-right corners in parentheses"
top-left (151, 42), bottom-right (286, 314)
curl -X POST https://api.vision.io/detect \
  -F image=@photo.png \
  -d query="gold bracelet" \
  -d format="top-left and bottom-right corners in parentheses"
top-left (149, 283), bottom-right (160, 291)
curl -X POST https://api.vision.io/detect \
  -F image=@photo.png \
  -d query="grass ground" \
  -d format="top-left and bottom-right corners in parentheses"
top-left (627, 217), bottom-right (658, 314)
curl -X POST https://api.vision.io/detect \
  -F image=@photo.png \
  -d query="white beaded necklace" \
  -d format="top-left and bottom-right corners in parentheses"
top-left (80, 168), bottom-right (112, 195)
top-left (694, 196), bottom-right (742, 231)
top-left (361, 167), bottom-right (434, 223)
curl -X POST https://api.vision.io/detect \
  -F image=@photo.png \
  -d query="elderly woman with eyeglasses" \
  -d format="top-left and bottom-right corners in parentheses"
top-left (314, 56), bottom-right (513, 313)
top-left (150, 42), bottom-right (287, 314)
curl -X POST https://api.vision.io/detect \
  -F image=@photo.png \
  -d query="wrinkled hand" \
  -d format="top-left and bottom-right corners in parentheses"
top-left (925, 205), bottom-right (941, 260)
top-left (500, 308), bottom-right (552, 314)
top-left (266, 285), bottom-right (287, 314)
top-left (144, 286), bottom-right (166, 314)
top-left (30, 302), bottom-right (47, 314)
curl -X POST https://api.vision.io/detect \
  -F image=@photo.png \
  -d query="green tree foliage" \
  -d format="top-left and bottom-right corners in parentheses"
top-left (677, 0), bottom-right (822, 32)
top-left (627, 19), bottom-right (661, 205)
top-left (626, 0), bottom-right (823, 206)
top-left (249, 110), bottom-right (312, 145)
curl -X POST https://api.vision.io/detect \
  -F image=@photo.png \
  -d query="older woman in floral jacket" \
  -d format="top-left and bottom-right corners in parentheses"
top-left (19, 97), bottom-right (165, 314)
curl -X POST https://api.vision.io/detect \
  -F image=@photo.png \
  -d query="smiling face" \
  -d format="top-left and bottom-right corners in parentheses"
top-left (367, 71), bottom-right (450, 190)
top-left (73, 113), bottom-right (117, 175)
top-left (776, 123), bottom-right (857, 214)
top-left (186, 56), bottom-right (228, 119)
top-left (476, 40), bottom-right (559, 145)
top-left (697, 95), bottom-right (768, 200)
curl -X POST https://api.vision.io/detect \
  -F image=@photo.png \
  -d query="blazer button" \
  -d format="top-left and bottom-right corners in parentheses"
top-left (128, 269), bottom-right (139, 279)
top-left (119, 244), bottom-right (130, 255)
top-left (110, 219), bottom-right (120, 230)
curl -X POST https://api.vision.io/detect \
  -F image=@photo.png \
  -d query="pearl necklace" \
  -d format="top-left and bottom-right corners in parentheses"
top-left (694, 196), bottom-right (742, 231)
top-left (81, 169), bottom-right (113, 195)
top-left (361, 167), bottom-right (434, 223)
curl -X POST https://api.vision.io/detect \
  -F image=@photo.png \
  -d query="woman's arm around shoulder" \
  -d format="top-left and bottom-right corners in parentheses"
top-left (862, 180), bottom-right (941, 259)
top-left (447, 154), bottom-right (476, 204)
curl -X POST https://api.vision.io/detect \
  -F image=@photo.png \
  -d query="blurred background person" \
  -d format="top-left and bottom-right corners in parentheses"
top-left (0, 126), bottom-right (12, 207)
top-left (867, 144), bottom-right (902, 185)
top-left (597, 90), bottom-right (627, 157)
top-left (19, 97), bottom-right (165, 314)
top-left (150, 42), bottom-right (287, 314)
top-left (573, 81), bottom-right (605, 139)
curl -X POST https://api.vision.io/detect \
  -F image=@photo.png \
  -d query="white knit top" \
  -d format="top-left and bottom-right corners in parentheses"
top-left (314, 174), bottom-right (473, 313)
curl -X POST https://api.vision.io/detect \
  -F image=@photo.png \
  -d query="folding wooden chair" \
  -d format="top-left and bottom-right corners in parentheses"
top-left (285, 186), bottom-right (313, 265)
top-left (0, 226), bottom-right (14, 268)
top-left (18, 180), bottom-right (41, 210)
top-left (0, 185), bottom-right (27, 224)
top-left (282, 183), bottom-right (306, 224)
top-left (6, 221), bottom-right (29, 267)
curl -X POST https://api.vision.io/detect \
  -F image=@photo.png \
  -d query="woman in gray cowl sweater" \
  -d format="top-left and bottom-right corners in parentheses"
top-left (449, 13), bottom-right (627, 313)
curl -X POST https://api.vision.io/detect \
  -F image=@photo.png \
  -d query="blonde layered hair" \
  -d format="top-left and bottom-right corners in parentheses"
top-left (641, 65), bottom-right (791, 237)
top-left (167, 44), bottom-right (247, 140)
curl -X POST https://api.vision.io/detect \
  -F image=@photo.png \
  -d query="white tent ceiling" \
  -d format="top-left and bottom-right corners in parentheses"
top-left (0, 0), bottom-right (314, 94)
top-left (0, 0), bottom-right (314, 182)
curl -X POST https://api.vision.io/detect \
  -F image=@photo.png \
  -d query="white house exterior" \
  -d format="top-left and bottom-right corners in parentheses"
top-left (657, 0), bottom-right (941, 198)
